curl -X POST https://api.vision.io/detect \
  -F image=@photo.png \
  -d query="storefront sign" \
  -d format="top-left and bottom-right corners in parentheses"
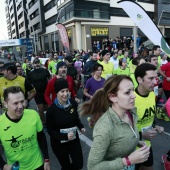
top-left (91, 27), bottom-right (109, 36)
top-left (67, 29), bottom-right (71, 38)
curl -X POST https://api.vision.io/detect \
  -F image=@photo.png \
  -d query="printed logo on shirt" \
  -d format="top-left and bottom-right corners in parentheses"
top-left (137, 105), bottom-right (156, 124)
top-left (4, 126), bottom-right (11, 131)
top-left (5, 134), bottom-right (35, 149)
top-left (70, 108), bottom-right (74, 114)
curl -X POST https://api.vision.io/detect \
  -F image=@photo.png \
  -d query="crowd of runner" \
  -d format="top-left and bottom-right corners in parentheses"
top-left (0, 42), bottom-right (170, 170)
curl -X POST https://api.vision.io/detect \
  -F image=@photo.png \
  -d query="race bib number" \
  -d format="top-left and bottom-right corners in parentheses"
top-left (60, 127), bottom-right (77, 143)
top-left (124, 164), bottom-right (135, 170)
top-left (141, 125), bottom-right (152, 133)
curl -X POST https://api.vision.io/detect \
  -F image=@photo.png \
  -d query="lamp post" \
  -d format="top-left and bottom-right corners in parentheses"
top-left (54, 7), bottom-right (64, 52)
top-left (158, 10), bottom-right (165, 27)
top-left (16, 1), bottom-right (37, 55)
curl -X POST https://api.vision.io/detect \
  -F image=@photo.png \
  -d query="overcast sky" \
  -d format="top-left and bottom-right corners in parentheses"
top-left (0, 1), bottom-right (8, 40)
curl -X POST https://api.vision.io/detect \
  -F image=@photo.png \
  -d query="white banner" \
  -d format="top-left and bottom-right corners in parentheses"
top-left (118, 0), bottom-right (170, 55)
top-left (0, 39), bottom-right (21, 47)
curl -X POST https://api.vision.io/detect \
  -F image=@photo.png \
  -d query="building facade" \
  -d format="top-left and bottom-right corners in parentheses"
top-left (5, 0), bottom-right (170, 53)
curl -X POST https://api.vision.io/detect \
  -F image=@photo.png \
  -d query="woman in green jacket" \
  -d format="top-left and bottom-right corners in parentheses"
top-left (79, 75), bottom-right (150, 170)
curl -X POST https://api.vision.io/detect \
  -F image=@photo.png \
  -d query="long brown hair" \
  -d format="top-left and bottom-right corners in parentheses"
top-left (79, 75), bottom-right (133, 120)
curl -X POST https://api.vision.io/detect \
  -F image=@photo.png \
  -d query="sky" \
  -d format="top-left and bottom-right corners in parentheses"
top-left (0, 1), bottom-right (8, 40)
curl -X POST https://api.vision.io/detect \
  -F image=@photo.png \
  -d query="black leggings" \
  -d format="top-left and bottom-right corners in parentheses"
top-left (51, 139), bottom-right (83, 170)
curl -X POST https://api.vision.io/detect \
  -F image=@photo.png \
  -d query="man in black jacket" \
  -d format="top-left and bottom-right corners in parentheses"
top-left (27, 58), bottom-right (50, 127)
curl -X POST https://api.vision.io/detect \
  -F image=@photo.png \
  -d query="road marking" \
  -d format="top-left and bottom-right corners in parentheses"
top-left (78, 133), bottom-right (92, 147)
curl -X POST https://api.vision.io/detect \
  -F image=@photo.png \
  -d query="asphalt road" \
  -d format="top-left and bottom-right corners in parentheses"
top-left (0, 56), bottom-right (170, 170)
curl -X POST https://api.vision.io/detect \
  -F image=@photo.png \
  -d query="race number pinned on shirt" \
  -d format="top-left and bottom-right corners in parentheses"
top-left (141, 125), bottom-right (152, 133)
top-left (60, 127), bottom-right (77, 143)
top-left (124, 164), bottom-right (135, 170)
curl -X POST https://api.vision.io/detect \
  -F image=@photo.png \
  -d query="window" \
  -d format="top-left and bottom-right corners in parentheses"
top-left (137, 0), bottom-right (154, 3)
top-left (18, 11), bottom-right (23, 20)
top-left (6, 13), bottom-right (9, 18)
top-left (20, 31), bottom-right (25, 38)
top-left (147, 12), bottom-right (154, 20)
top-left (162, 12), bottom-right (170, 19)
top-left (9, 0), bottom-right (12, 5)
top-left (10, 6), bottom-right (13, 12)
top-left (44, 0), bottom-right (55, 12)
top-left (162, 0), bottom-right (170, 4)
top-left (11, 13), bottom-right (14, 20)
top-left (12, 21), bottom-right (15, 27)
top-left (29, 9), bottom-right (39, 20)
top-left (17, 2), bottom-right (22, 11)
top-left (12, 29), bottom-right (16, 34)
top-left (45, 14), bottom-right (57, 27)
top-left (44, 35), bottom-right (49, 51)
top-left (19, 22), bottom-right (24, 29)
top-left (33, 22), bottom-right (40, 31)
top-left (51, 33), bottom-right (59, 51)
top-left (28, 0), bottom-right (38, 9)
top-left (110, 8), bottom-right (128, 17)
top-left (120, 28), bottom-right (132, 38)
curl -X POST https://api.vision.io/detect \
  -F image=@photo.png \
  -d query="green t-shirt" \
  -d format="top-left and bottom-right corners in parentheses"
top-left (157, 55), bottom-right (161, 69)
top-left (118, 55), bottom-right (124, 60)
top-left (22, 63), bottom-right (27, 73)
top-left (100, 61), bottom-right (114, 79)
top-left (48, 60), bottom-right (61, 74)
top-left (0, 109), bottom-right (43, 170)
top-left (114, 67), bottom-right (130, 76)
top-left (129, 60), bottom-right (136, 74)
top-left (130, 74), bottom-right (138, 88)
top-left (135, 91), bottom-right (156, 146)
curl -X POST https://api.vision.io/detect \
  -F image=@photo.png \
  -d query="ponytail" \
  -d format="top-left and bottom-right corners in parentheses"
top-left (78, 88), bottom-right (109, 120)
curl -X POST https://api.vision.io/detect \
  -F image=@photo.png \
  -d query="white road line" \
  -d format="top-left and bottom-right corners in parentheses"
top-left (78, 133), bottom-right (92, 147)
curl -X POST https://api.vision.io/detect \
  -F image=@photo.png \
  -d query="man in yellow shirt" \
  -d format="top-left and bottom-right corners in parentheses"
top-left (0, 63), bottom-right (36, 106)
top-left (134, 63), bottom-right (164, 170)
top-left (100, 50), bottom-right (114, 79)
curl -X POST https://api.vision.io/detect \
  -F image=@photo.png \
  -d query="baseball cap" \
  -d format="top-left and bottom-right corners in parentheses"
top-left (65, 56), bottom-right (73, 63)
top-left (33, 58), bottom-right (40, 63)
top-left (75, 54), bottom-right (80, 57)
top-left (0, 63), bottom-right (16, 70)
top-left (0, 63), bottom-right (17, 74)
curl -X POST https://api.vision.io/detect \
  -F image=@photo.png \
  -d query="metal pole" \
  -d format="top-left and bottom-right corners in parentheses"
top-left (133, 23), bottom-right (137, 53)
top-left (22, 8), bottom-right (36, 55)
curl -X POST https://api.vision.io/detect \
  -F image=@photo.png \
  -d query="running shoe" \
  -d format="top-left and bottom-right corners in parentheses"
top-left (156, 108), bottom-right (170, 122)
top-left (162, 155), bottom-right (170, 170)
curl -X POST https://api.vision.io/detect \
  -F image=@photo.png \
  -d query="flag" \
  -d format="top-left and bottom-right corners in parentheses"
top-left (56, 23), bottom-right (70, 55)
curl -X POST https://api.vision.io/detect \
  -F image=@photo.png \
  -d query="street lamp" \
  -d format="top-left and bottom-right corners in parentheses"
top-left (16, 1), bottom-right (37, 54)
top-left (158, 10), bottom-right (165, 27)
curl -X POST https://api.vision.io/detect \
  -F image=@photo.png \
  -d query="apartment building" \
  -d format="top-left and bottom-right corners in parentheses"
top-left (5, 0), bottom-right (170, 52)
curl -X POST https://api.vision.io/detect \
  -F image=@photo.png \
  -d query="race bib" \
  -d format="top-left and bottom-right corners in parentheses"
top-left (60, 127), bottom-right (77, 143)
top-left (141, 125), bottom-right (152, 133)
top-left (124, 164), bottom-right (135, 170)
